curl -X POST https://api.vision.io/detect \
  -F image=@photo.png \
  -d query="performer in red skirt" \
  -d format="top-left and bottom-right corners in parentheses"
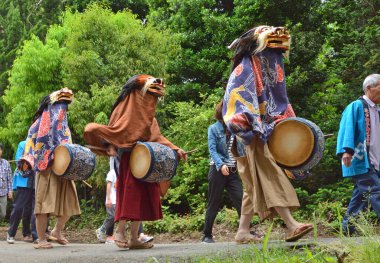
top-left (84, 74), bottom-right (187, 249)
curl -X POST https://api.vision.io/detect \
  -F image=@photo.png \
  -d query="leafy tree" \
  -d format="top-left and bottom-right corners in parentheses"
top-left (162, 92), bottom-right (222, 214)
top-left (295, 0), bottom-right (380, 190)
top-left (147, 0), bottom-right (321, 103)
top-left (0, 4), bottom-right (180, 190)
top-left (0, 0), bottom-right (64, 92)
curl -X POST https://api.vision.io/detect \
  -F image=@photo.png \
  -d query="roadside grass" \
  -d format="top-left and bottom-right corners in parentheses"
top-left (187, 211), bottom-right (380, 263)
top-left (193, 223), bottom-right (335, 263)
top-left (194, 246), bottom-right (336, 263)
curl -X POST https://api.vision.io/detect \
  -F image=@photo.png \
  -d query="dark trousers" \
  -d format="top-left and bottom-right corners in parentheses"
top-left (203, 165), bottom-right (243, 237)
top-left (8, 187), bottom-right (35, 238)
top-left (342, 169), bottom-right (380, 234)
top-left (101, 205), bottom-right (144, 236)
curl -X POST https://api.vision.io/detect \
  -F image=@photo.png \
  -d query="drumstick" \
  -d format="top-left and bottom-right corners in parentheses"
top-left (323, 133), bottom-right (334, 138)
top-left (81, 180), bottom-right (93, 188)
top-left (86, 145), bottom-right (107, 151)
top-left (8, 160), bottom-right (17, 163)
top-left (184, 148), bottom-right (198, 154)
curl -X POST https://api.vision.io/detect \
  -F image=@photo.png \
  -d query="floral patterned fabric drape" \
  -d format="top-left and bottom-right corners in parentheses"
top-left (22, 102), bottom-right (72, 172)
top-left (223, 49), bottom-right (295, 145)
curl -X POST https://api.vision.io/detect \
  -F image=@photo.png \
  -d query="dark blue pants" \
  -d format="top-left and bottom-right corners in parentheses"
top-left (203, 165), bottom-right (243, 238)
top-left (8, 187), bottom-right (35, 238)
top-left (342, 169), bottom-right (380, 234)
top-left (100, 205), bottom-right (144, 236)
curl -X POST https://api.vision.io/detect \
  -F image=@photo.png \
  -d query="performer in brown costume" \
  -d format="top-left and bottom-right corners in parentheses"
top-left (84, 74), bottom-right (187, 249)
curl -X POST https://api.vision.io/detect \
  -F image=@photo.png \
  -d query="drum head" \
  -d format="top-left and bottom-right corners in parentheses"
top-left (52, 145), bottom-right (71, 176)
top-left (268, 120), bottom-right (315, 167)
top-left (130, 144), bottom-right (151, 179)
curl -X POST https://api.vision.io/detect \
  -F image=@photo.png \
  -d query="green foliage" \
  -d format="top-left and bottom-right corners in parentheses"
top-left (0, 0), bottom-right (64, 91)
top-left (196, 245), bottom-right (335, 262)
top-left (215, 208), bottom-right (239, 228)
top-left (144, 206), bottom-right (238, 234)
top-left (0, 4), bottom-right (180, 171)
top-left (322, 214), bottom-right (380, 263)
top-left (0, 35), bottom-right (63, 149)
top-left (0, 0), bottom-right (380, 231)
top-left (160, 93), bottom-right (220, 213)
top-left (66, 199), bottom-right (105, 230)
top-left (61, 4), bottom-right (178, 93)
top-left (294, 180), bottom-right (353, 223)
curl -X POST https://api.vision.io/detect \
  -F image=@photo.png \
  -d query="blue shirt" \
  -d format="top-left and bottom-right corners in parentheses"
top-left (12, 141), bottom-right (32, 189)
top-left (336, 100), bottom-right (378, 177)
top-left (208, 121), bottom-right (245, 171)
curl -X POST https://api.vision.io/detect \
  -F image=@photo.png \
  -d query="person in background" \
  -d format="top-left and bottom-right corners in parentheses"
top-left (337, 73), bottom-right (380, 235)
top-left (201, 101), bottom-right (244, 243)
top-left (20, 89), bottom-right (81, 249)
top-left (7, 140), bottom-right (36, 244)
top-left (96, 157), bottom-right (153, 244)
top-left (0, 143), bottom-right (13, 220)
top-left (96, 157), bottom-right (118, 244)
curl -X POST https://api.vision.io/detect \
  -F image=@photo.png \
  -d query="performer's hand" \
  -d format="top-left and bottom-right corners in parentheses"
top-left (106, 144), bottom-right (118, 156)
top-left (177, 149), bottom-right (188, 162)
top-left (106, 199), bottom-right (112, 208)
top-left (8, 191), bottom-right (13, 200)
top-left (221, 165), bottom-right (230, 176)
top-left (342, 152), bottom-right (353, 167)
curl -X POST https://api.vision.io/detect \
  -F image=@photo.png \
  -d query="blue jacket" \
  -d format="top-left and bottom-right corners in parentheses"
top-left (208, 121), bottom-right (245, 171)
top-left (12, 141), bottom-right (28, 189)
top-left (336, 100), bottom-right (376, 177)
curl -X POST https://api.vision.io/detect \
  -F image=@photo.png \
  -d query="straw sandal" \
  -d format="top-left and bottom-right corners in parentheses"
top-left (235, 232), bottom-right (262, 244)
top-left (33, 241), bottom-right (53, 249)
top-left (129, 241), bottom-right (154, 249)
top-left (285, 224), bottom-right (313, 242)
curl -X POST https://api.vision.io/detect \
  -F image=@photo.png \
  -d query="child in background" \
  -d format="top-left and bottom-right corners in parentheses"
top-left (96, 157), bottom-right (117, 244)
top-left (96, 157), bottom-right (153, 244)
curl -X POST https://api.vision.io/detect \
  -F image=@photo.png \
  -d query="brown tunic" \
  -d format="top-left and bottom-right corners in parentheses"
top-left (83, 89), bottom-right (179, 154)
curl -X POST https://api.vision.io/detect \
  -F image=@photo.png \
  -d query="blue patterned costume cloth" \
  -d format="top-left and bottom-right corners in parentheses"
top-left (222, 49), bottom-right (295, 145)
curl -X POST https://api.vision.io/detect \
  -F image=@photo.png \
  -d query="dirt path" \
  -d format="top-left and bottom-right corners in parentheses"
top-left (0, 238), bottom-right (340, 263)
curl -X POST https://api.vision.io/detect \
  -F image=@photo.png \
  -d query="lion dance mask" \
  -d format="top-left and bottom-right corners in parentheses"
top-left (223, 26), bottom-right (295, 144)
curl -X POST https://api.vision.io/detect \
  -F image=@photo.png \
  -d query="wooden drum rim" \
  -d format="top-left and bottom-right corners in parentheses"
top-left (130, 143), bottom-right (152, 179)
top-left (268, 119), bottom-right (315, 168)
top-left (52, 145), bottom-right (71, 176)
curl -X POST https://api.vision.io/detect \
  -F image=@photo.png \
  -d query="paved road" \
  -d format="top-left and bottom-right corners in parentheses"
top-left (0, 238), bottom-right (340, 263)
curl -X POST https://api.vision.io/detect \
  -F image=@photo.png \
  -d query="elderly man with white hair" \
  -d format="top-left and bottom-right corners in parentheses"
top-left (337, 73), bottom-right (380, 235)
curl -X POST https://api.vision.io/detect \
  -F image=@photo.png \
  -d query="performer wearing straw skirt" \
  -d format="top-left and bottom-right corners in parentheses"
top-left (223, 26), bottom-right (313, 243)
top-left (84, 74), bottom-right (187, 249)
top-left (20, 88), bottom-right (80, 249)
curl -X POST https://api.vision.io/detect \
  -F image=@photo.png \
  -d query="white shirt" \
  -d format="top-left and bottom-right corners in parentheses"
top-left (363, 95), bottom-right (380, 171)
top-left (105, 169), bottom-right (117, 205)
